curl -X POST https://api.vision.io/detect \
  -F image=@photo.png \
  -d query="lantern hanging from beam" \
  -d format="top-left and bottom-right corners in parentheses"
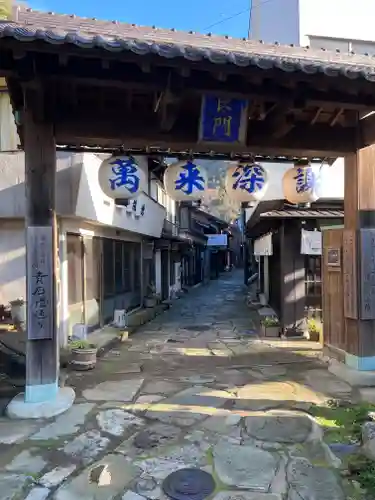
top-left (98, 155), bottom-right (146, 200)
top-left (225, 161), bottom-right (268, 202)
top-left (282, 162), bottom-right (322, 204)
top-left (164, 160), bottom-right (208, 201)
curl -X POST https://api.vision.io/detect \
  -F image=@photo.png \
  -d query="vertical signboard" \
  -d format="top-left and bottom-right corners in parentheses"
top-left (27, 226), bottom-right (54, 340)
top-left (199, 96), bottom-right (248, 144)
top-left (359, 229), bottom-right (375, 320)
top-left (343, 229), bottom-right (358, 319)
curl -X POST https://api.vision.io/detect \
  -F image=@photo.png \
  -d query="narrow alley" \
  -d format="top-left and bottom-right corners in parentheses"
top-left (0, 271), bottom-right (356, 499)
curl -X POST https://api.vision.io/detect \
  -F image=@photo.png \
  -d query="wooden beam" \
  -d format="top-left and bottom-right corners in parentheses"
top-left (155, 90), bottom-right (181, 132)
top-left (259, 103), bottom-right (278, 120)
top-left (23, 56), bottom-right (375, 111)
top-left (55, 119), bottom-right (356, 157)
top-left (329, 108), bottom-right (344, 127)
top-left (24, 87), bottom-right (59, 404)
top-left (360, 112), bottom-right (375, 147)
top-left (3, 40), bottom-right (375, 99)
top-left (247, 100), bottom-right (258, 120)
top-left (311, 107), bottom-right (322, 125)
top-left (265, 105), bottom-right (295, 138)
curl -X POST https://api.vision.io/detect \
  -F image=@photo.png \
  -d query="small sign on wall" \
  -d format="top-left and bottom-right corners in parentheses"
top-left (326, 247), bottom-right (341, 268)
top-left (207, 234), bottom-right (228, 247)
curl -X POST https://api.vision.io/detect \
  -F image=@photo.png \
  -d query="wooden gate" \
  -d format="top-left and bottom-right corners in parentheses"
top-left (322, 228), bottom-right (346, 351)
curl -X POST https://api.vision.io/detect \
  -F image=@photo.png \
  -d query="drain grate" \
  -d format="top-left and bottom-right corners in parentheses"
top-left (162, 468), bottom-right (215, 500)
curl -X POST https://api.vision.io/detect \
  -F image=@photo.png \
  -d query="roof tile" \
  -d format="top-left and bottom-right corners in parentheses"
top-left (0, 6), bottom-right (372, 81)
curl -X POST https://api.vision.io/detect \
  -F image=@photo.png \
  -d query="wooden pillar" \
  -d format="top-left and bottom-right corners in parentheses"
top-left (24, 89), bottom-right (58, 403)
top-left (343, 144), bottom-right (375, 370)
top-left (280, 221), bottom-right (306, 335)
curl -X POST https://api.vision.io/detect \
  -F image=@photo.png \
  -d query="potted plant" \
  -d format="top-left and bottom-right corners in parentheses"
top-left (307, 318), bottom-right (322, 342)
top-left (261, 316), bottom-right (280, 337)
top-left (70, 340), bottom-right (97, 371)
top-left (144, 283), bottom-right (158, 308)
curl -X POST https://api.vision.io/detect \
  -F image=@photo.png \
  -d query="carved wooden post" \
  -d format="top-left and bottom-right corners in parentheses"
top-left (23, 88), bottom-right (59, 403)
top-left (6, 88), bottom-right (75, 418)
top-left (342, 144), bottom-right (375, 371)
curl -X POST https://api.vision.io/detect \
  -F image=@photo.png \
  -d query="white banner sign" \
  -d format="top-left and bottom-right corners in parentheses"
top-left (254, 233), bottom-right (273, 256)
top-left (301, 229), bottom-right (322, 255)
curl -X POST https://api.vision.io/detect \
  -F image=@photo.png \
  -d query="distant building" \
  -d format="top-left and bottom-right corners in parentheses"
top-left (0, 85), bottom-right (230, 346)
top-left (250, 0), bottom-right (375, 47)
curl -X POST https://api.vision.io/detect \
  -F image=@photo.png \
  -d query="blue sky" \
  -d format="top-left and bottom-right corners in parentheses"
top-left (26, 0), bottom-right (251, 38)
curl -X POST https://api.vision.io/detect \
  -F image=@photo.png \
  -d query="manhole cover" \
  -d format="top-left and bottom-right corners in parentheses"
top-left (184, 325), bottom-right (211, 332)
top-left (162, 468), bottom-right (215, 500)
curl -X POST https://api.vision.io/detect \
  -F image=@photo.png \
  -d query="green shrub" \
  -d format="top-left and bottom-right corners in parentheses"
top-left (261, 316), bottom-right (279, 327)
top-left (69, 340), bottom-right (96, 350)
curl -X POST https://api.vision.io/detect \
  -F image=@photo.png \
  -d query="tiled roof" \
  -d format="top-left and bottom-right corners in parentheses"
top-left (0, 6), bottom-right (374, 81)
top-left (260, 209), bottom-right (344, 219)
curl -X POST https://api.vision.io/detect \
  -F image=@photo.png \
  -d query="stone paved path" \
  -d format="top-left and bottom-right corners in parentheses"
top-left (0, 271), bottom-right (355, 499)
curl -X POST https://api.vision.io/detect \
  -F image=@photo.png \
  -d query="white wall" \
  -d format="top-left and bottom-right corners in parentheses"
top-left (0, 220), bottom-right (25, 305)
top-left (0, 152), bottom-right (166, 238)
top-left (0, 151), bottom-right (83, 217)
top-left (0, 92), bottom-right (20, 152)
top-left (174, 262), bottom-right (181, 291)
top-left (245, 159), bottom-right (344, 221)
top-left (75, 154), bottom-right (166, 238)
top-left (155, 250), bottom-right (162, 295)
top-left (252, 0), bottom-right (375, 47)
top-left (261, 159), bottom-right (344, 202)
top-left (250, 0), bottom-right (300, 45)
top-left (299, 0), bottom-right (375, 47)
top-left (309, 34), bottom-right (375, 56)
top-left (150, 178), bottom-right (177, 223)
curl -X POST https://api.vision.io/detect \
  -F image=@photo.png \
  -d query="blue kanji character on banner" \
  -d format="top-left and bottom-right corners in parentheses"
top-left (175, 161), bottom-right (205, 195)
top-left (109, 159), bottom-right (140, 194)
top-left (232, 164), bottom-right (265, 193)
top-left (294, 167), bottom-right (315, 193)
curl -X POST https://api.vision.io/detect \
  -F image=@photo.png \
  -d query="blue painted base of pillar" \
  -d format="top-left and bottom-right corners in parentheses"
top-left (6, 387), bottom-right (75, 419)
top-left (345, 353), bottom-right (375, 371)
top-left (25, 381), bottom-right (59, 403)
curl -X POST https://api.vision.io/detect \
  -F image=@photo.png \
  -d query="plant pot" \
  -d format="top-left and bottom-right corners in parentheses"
top-left (308, 330), bottom-right (320, 342)
top-left (144, 296), bottom-right (157, 308)
top-left (71, 347), bottom-right (97, 371)
top-left (262, 325), bottom-right (280, 338)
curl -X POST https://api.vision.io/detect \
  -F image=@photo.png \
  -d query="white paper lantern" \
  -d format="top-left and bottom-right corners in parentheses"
top-left (225, 162), bottom-right (268, 202)
top-left (282, 164), bottom-right (322, 204)
top-left (164, 160), bottom-right (208, 201)
top-left (98, 155), bottom-right (146, 200)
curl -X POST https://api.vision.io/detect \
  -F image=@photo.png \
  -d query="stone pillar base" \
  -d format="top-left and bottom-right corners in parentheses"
top-left (6, 387), bottom-right (75, 419)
